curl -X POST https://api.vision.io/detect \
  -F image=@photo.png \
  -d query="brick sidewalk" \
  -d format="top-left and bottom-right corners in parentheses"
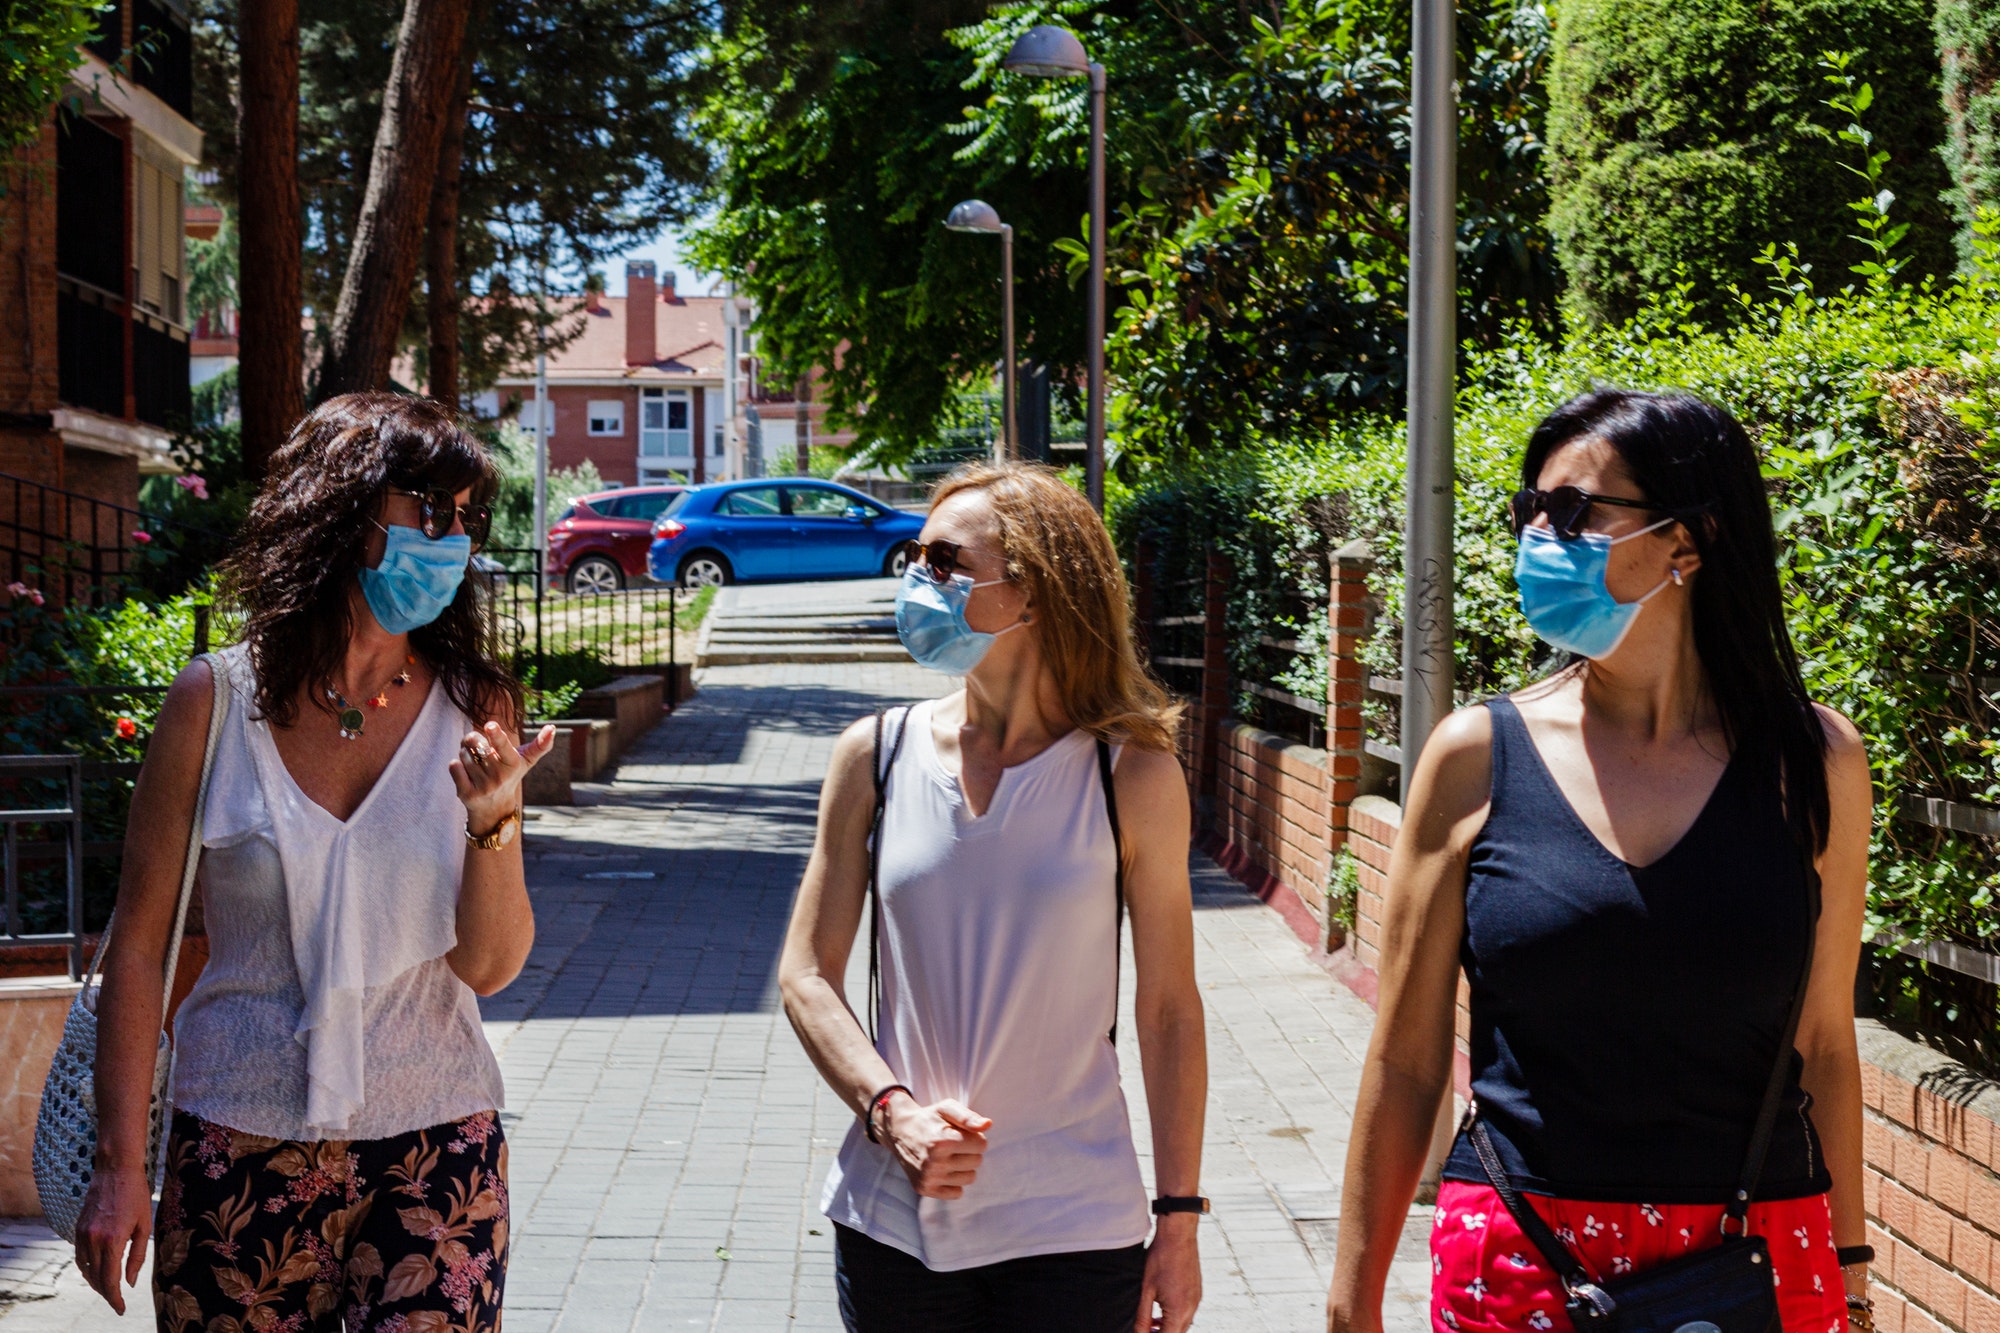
top-left (3, 660), bottom-right (1426, 1333)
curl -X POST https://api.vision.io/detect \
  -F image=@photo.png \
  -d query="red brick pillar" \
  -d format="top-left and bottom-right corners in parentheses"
top-left (1327, 539), bottom-right (1373, 854)
top-left (1198, 549), bottom-right (1232, 811)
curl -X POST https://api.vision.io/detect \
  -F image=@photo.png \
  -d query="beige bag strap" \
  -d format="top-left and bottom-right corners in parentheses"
top-left (82, 650), bottom-right (231, 1014)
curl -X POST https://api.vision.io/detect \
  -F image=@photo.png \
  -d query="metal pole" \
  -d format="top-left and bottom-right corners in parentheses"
top-left (533, 345), bottom-right (550, 569)
top-left (1086, 62), bottom-right (1107, 511)
top-left (1001, 224), bottom-right (1016, 463)
top-left (1405, 0), bottom-right (1459, 1202)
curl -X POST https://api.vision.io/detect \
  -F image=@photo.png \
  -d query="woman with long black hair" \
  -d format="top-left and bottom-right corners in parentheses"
top-left (1327, 390), bottom-right (1874, 1333)
top-left (73, 393), bottom-right (554, 1328)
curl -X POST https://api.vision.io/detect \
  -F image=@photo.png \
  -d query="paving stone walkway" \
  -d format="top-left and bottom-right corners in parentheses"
top-left (3, 641), bottom-right (1428, 1332)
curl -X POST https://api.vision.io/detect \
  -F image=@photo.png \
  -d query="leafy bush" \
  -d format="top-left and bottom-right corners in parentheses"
top-left (1937, 0), bottom-right (2000, 263)
top-left (1546, 0), bottom-right (1954, 327)
top-left (0, 582), bottom-right (223, 931)
top-left (1114, 269), bottom-right (2000, 958)
top-left (485, 420), bottom-right (607, 553)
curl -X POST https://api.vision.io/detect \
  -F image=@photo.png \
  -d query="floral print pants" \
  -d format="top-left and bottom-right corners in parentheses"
top-left (1430, 1181), bottom-right (1846, 1333)
top-left (151, 1109), bottom-right (508, 1333)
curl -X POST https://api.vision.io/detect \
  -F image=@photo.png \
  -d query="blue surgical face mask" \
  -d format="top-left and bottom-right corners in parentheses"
top-left (360, 521), bottom-right (471, 635)
top-left (894, 565), bottom-right (1022, 675)
top-left (1514, 516), bottom-right (1676, 659)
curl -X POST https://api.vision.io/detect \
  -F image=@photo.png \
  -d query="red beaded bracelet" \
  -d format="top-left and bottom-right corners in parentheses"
top-left (863, 1083), bottom-right (912, 1144)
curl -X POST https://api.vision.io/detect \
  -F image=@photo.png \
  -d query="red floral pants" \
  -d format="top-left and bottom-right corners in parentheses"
top-left (151, 1109), bottom-right (508, 1333)
top-left (1430, 1180), bottom-right (1845, 1333)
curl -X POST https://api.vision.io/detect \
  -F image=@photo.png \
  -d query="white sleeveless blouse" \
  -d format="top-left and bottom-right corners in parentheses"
top-left (819, 700), bottom-right (1151, 1271)
top-left (169, 644), bottom-right (505, 1141)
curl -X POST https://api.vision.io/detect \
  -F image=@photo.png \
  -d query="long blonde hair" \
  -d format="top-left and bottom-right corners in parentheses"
top-left (931, 463), bottom-right (1183, 752)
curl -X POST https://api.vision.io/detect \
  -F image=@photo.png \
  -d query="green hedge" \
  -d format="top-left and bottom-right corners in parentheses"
top-left (1546, 0), bottom-right (1955, 327)
top-left (1112, 274), bottom-right (2000, 957)
top-left (1938, 0), bottom-right (2000, 262)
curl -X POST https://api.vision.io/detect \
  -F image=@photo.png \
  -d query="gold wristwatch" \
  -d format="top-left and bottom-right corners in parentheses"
top-left (466, 810), bottom-right (520, 850)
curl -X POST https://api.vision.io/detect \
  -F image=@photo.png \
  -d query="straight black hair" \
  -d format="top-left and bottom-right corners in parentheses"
top-left (1521, 389), bottom-right (1830, 855)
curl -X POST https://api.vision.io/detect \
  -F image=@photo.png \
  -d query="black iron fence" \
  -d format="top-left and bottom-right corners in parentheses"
top-left (1, 470), bottom-right (224, 608)
top-left (479, 548), bottom-right (689, 708)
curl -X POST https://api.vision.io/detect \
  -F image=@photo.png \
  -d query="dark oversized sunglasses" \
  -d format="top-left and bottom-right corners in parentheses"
top-left (1508, 485), bottom-right (1663, 541)
top-left (901, 538), bottom-right (992, 584)
top-left (394, 487), bottom-right (492, 551)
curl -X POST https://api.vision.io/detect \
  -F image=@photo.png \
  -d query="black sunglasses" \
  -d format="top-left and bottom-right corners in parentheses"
top-left (1509, 485), bottom-right (1664, 541)
top-left (394, 487), bottom-right (492, 551)
top-left (902, 538), bottom-right (993, 584)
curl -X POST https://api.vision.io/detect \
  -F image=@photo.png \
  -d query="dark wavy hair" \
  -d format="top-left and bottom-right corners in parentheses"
top-left (1522, 389), bottom-right (1831, 855)
top-left (217, 392), bottom-right (519, 728)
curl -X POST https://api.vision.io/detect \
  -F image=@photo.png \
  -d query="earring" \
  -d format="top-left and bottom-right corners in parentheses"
top-left (1670, 568), bottom-right (1684, 586)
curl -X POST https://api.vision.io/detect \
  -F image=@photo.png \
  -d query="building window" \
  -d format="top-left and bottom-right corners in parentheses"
top-left (587, 399), bottom-right (625, 436)
top-left (639, 388), bottom-right (664, 457)
top-left (519, 399), bottom-right (554, 435)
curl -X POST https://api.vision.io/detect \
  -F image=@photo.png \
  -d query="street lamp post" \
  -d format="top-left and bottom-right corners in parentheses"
top-left (1406, 0), bottom-right (1459, 1202)
top-left (945, 199), bottom-right (1016, 461)
top-left (1002, 24), bottom-right (1106, 510)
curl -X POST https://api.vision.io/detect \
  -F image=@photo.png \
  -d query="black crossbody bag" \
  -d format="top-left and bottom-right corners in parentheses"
top-left (864, 707), bottom-right (1126, 1042)
top-left (1468, 860), bottom-right (1822, 1333)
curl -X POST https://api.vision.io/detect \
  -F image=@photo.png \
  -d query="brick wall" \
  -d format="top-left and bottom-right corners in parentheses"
top-left (0, 125), bottom-right (63, 491)
top-left (1207, 721), bottom-right (1333, 945)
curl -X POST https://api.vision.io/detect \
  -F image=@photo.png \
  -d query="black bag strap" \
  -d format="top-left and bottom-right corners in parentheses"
top-left (865, 707), bottom-right (910, 1042)
top-left (1729, 860), bottom-right (1821, 1227)
top-left (1469, 854), bottom-right (1823, 1296)
top-left (1098, 738), bottom-right (1125, 1045)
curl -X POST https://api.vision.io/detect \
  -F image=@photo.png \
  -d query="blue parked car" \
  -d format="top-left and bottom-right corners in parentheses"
top-left (646, 479), bottom-right (927, 588)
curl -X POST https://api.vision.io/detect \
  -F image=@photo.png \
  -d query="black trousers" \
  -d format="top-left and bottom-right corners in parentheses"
top-left (834, 1222), bottom-right (1147, 1333)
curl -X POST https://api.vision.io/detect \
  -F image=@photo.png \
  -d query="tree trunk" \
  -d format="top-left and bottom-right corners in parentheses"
top-left (424, 0), bottom-right (480, 408)
top-left (319, 0), bottom-right (474, 402)
top-left (236, 0), bottom-right (303, 480)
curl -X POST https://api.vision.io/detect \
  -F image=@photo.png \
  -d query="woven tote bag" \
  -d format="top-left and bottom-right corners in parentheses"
top-left (33, 653), bottom-right (229, 1242)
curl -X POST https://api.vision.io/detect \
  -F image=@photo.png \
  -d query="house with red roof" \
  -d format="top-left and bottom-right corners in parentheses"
top-left (477, 260), bottom-right (844, 487)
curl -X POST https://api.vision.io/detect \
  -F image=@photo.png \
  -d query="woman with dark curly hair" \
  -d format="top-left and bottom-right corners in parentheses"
top-left (72, 393), bottom-right (555, 1329)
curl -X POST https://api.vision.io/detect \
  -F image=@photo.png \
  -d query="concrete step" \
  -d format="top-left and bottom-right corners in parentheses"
top-left (707, 619), bottom-right (895, 636)
top-left (699, 643), bottom-right (913, 666)
top-left (706, 632), bottom-right (898, 648)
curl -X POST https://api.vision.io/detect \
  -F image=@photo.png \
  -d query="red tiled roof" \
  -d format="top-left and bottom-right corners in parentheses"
top-left (497, 294), bottom-right (729, 382)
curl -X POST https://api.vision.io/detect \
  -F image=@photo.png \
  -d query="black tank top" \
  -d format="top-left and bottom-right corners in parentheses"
top-left (1440, 696), bottom-right (1830, 1203)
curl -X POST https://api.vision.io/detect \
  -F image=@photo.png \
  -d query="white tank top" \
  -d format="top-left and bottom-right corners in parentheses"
top-left (169, 644), bottom-right (505, 1141)
top-left (819, 699), bottom-right (1150, 1271)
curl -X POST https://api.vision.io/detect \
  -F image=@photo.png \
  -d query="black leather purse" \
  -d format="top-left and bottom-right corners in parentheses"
top-left (1468, 863), bottom-right (1821, 1333)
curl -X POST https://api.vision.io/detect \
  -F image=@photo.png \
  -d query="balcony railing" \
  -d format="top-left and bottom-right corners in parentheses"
top-left (56, 279), bottom-right (126, 421)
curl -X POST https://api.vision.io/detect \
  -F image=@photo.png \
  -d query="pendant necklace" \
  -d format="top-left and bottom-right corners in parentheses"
top-left (327, 655), bottom-right (415, 740)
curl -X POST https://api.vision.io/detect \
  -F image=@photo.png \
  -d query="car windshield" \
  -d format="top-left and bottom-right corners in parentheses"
top-left (660, 491), bottom-right (693, 518)
top-left (624, 491), bottom-right (680, 522)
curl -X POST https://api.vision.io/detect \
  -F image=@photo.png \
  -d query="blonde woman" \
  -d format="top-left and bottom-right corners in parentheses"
top-left (780, 464), bottom-right (1209, 1333)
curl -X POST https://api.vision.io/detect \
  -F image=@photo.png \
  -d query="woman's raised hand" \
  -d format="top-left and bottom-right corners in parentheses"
top-left (450, 720), bottom-right (557, 832)
top-left (883, 1094), bottom-right (993, 1199)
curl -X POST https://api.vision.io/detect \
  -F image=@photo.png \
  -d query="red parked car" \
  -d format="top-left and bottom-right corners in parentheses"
top-left (547, 486), bottom-right (685, 594)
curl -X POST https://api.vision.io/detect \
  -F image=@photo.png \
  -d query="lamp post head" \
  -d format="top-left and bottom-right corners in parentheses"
top-left (1001, 24), bottom-right (1091, 78)
top-left (945, 199), bottom-right (1006, 234)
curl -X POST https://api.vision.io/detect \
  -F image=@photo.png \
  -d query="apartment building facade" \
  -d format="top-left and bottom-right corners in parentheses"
top-left (0, 0), bottom-right (197, 514)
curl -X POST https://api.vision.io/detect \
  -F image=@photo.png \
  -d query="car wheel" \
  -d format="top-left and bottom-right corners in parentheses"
top-left (679, 552), bottom-right (732, 589)
top-left (568, 555), bottom-right (623, 596)
top-left (882, 544), bottom-right (909, 578)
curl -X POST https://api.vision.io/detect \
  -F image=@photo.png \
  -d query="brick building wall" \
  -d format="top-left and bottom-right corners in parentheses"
top-left (0, 125), bottom-right (63, 491)
top-left (524, 383), bottom-right (714, 486)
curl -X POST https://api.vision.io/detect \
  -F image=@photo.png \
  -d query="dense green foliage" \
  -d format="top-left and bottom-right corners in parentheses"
top-left (1, 0), bottom-right (106, 162)
top-left (1115, 271), bottom-right (2000, 954)
top-left (694, 0), bottom-right (1562, 462)
top-left (1546, 0), bottom-right (1954, 327)
top-left (1938, 0), bottom-right (2000, 263)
